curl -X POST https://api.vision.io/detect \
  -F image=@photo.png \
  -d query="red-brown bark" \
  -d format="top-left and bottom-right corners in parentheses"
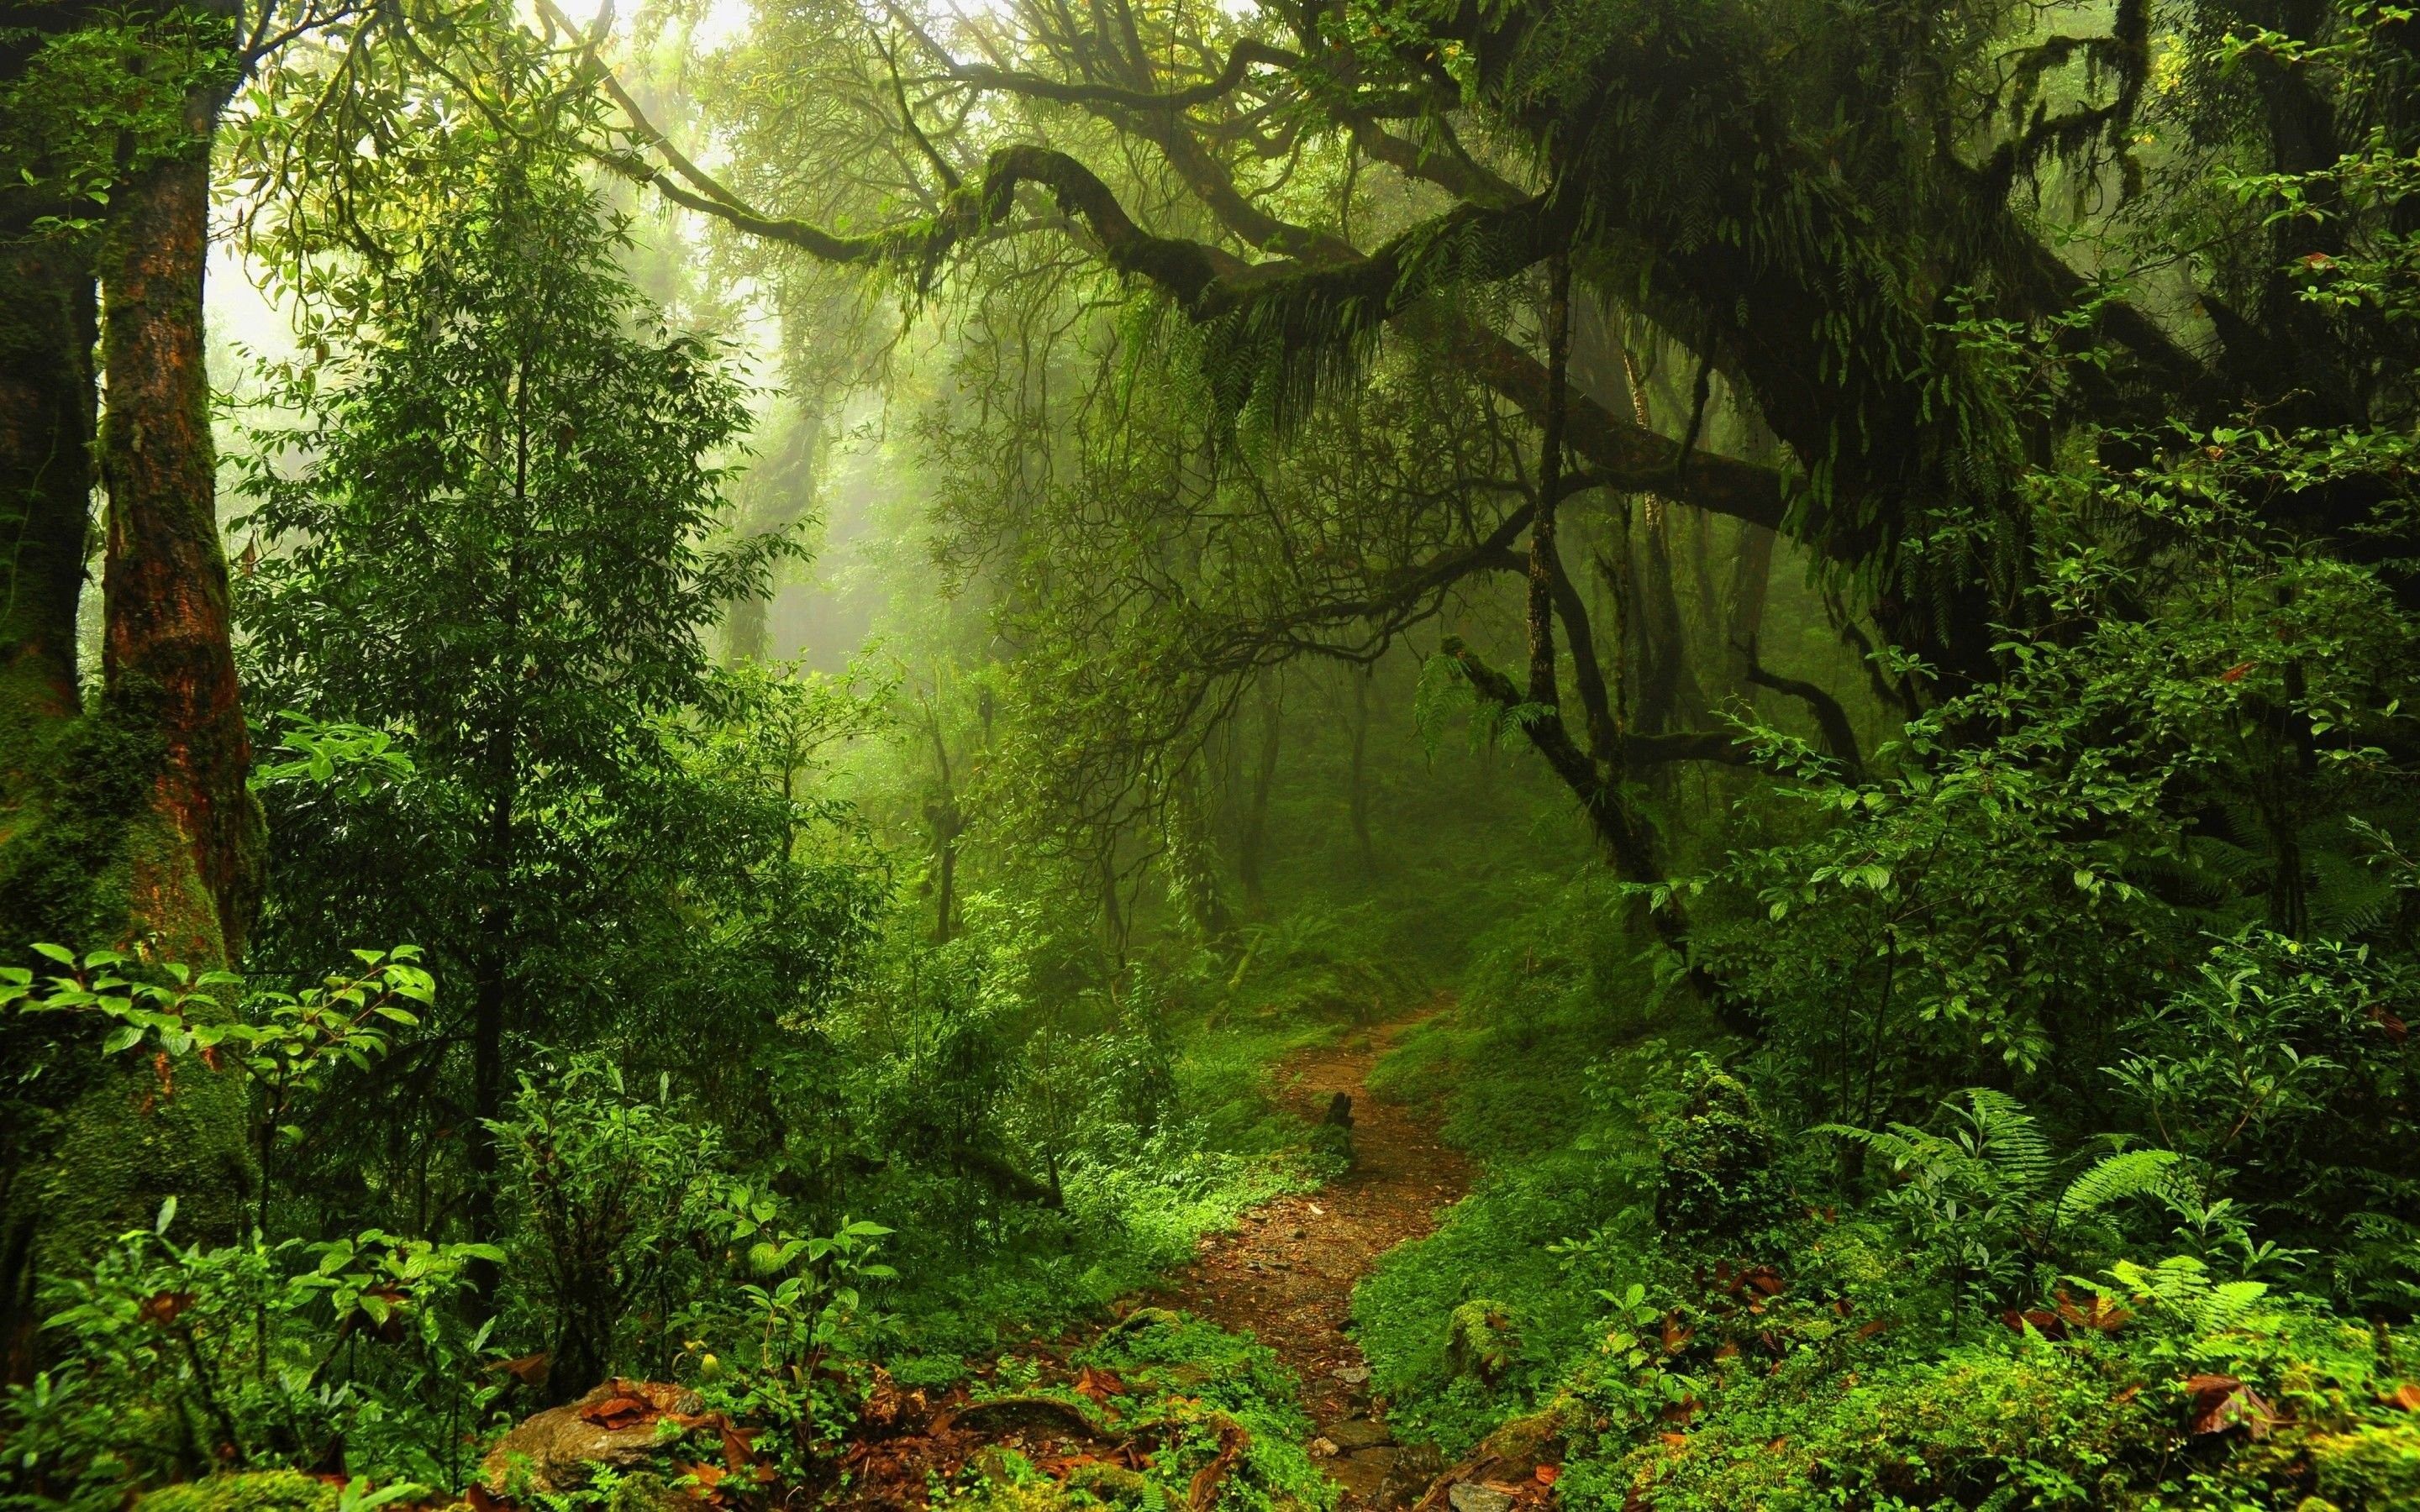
top-left (99, 71), bottom-right (258, 962)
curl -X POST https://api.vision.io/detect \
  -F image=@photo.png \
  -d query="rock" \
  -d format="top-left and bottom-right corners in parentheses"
top-left (1328, 1453), bottom-right (1394, 1499)
top-left (1333, 1364), bottom-right (1371, 1385)
top-left (1103, 1305), bottom-right (1182, 1337)
top-left (1448, 1483), bottom-right (1518, 1512)
top-left (936, 1394), bottom-right (1098, 1437)
top-left (1381, 1444), bottom-right (1447, 1505)
top-left (1328, 1417), bottom-right (1393, 1451)
top-left (1308, 1436), bottom-right (1339, 1458)
top-left (1065, 1462), bottom-right (1150, 1506)
top-left (481, 1380), bottom-right (704, 1494)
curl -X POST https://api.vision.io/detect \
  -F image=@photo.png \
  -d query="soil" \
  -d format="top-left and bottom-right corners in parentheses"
top-left (1138, 1009), bottom-right (1473, 1507)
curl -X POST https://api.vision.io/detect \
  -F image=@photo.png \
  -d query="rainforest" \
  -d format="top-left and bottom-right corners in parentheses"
top-left (4, 0), bottom-right (2420, 1506)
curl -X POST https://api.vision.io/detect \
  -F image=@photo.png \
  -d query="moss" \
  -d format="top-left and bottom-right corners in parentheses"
top-left (135, 1471), bottom-right (339, 1512)
top-left (1, 694), bottom-right (256, 1318)
top-left (1579, 1337), bottom-right (2145, 1511)
top-left (1447, 1299), bottom-right (1518, 1383)
top-left (2311, 1420), bottom-right (2420, 1506)
top-left (1063, 1462), bottom-right (1151, 1505)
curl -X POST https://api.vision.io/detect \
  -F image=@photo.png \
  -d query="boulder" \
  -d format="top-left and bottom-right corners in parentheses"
top-left (1328, 1417), bottom-right (1394, 1451)
top-left (481, 1380), bottom-right (705, 1494)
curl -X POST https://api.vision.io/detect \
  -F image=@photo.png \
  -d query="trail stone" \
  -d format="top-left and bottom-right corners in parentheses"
top-left (1328, 1417), bottom-right (1392, 1450)
top-left (1333, 1364), bottom-right (1371, 1384)
top-left (1448, 1484), bottom-right (1517, 1512)
top-left (1328, 1453), bottom-right (1393, 1499)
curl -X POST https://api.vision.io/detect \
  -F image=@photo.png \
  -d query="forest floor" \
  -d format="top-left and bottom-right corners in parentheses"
top-left (1138, 1009), bottom-right (1473, 1506)
top-left (827, 1005), bottom-right (1481, 1510)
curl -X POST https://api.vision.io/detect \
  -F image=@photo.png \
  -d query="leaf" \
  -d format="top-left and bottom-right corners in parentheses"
top-left (2184, 1374), bottom-right (2275, 1438)
top-left (103, 1026), bottom-right (144, 1054)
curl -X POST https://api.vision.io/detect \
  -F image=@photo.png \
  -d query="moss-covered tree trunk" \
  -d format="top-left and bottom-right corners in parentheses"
top-left (97, 97), bottom-right (260, 965)
top-left (0, 15), bottom-right (257, 1374)
top-left (0, 237), bottom-right (105, 1378)
top-left (0, 244), bottom-right (97, 719)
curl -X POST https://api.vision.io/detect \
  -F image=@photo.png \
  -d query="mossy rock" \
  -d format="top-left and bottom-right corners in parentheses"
top-left (1446, 1299), bottom-right (1517, 1383)
top-left (1065, 1461), bottom-right (1151, 1505)
top-left (137, 1471), bottom-right (339, 1512)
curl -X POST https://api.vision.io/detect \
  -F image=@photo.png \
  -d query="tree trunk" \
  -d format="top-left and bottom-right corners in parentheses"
top-left (99, 117), bottom-right (260, 967)
top-left (1346, 664), bottom-right (1376, 876)
top-left (3, 29), bottom-right (259, 1372)
top-left (723, 406), bottom-right (820, 664)
top-left (1237, 676), bottom-right (1281, 906)
top-left (466, 774), bottom-right (513, 1299)
top-left (0, 244), bottom-right (97, 719)
top-left (0, 241), bottom-right (104, 1381)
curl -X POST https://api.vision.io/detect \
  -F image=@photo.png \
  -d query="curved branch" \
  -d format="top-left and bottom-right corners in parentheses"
top-left (939, 39), bottom-right (1303, 112)
top-left (1744, 636), bottom-right (1863, 772)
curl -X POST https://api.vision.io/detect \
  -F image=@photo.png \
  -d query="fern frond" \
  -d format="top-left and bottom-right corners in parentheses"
top-left (2192, 1279), bottom-right (2271, 1334)
top-left (1813, 1121), bottom-right (1965, 1179)
top-left (1960, 1089), bottom-right (2054, 1193)
top-left (2058, 1148), bottom-right (2184, 1226)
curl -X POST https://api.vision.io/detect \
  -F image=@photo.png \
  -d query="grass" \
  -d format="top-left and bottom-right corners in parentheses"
top-left (1350, 871), bottom-right (1723, 1454)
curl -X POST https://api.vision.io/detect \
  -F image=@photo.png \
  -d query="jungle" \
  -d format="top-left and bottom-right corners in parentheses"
top-left (4, 0), bottom-right (2420, 1506)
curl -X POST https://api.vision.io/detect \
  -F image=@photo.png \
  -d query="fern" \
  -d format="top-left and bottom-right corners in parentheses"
top-left (1812, 1121), bottom-right (1968, 1181)
top-left (2103, 1255), bottom-right (2271, 1335)
top-left (2056, 1148), bottom-right (2184, 1227)
top-left (1958, 1089), bottom-right (2055, 1194)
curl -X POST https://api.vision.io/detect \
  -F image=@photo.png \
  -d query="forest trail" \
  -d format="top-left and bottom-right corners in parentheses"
top-left (1140, 1006), bottom-right (1473, 1507)
top-left (829, 1006), bottom-right (1474, 1510)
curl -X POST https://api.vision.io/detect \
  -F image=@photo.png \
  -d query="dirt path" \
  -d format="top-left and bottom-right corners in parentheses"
top-left (1142, 1010), bottom-right (1472, 1507)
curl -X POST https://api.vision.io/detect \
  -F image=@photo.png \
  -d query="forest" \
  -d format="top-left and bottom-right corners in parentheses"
top-left (4, 0), bottom-right (2420, 1505)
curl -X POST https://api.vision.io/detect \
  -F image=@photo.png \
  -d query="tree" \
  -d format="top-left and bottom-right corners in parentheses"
top-left (554, 0), bottom-right (2415, 976)
top-left (0, 0), bottom-right (270, 1368)
top-left (234, 141), bottom-right (787, 1256)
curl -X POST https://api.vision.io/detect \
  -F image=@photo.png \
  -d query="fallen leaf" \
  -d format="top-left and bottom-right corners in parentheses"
top-left (1535, 1465), bottom-right (1560, 1486)
top-left (138, 1290), bottom-right (197, 1326)
top-left (2386, 1383), bottom-right (2420, 1412)
top-left (2185, 1373), bottom-right (2275, 1439)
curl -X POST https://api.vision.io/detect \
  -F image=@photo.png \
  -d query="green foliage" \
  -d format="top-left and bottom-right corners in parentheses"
top-left (1067, 1313), bottom-right (1339, 1512)
top-left (1653, 1056), bottom-right (1793, 1252)
top-left (133, 1470), bottom-right (339, 1512)
top-left (1, 1210), bottom-right (502, 1509)
top-left (490, 1056), bottom-right (726, 1400)
top-left (0, 3), bottom-right (239, 241)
